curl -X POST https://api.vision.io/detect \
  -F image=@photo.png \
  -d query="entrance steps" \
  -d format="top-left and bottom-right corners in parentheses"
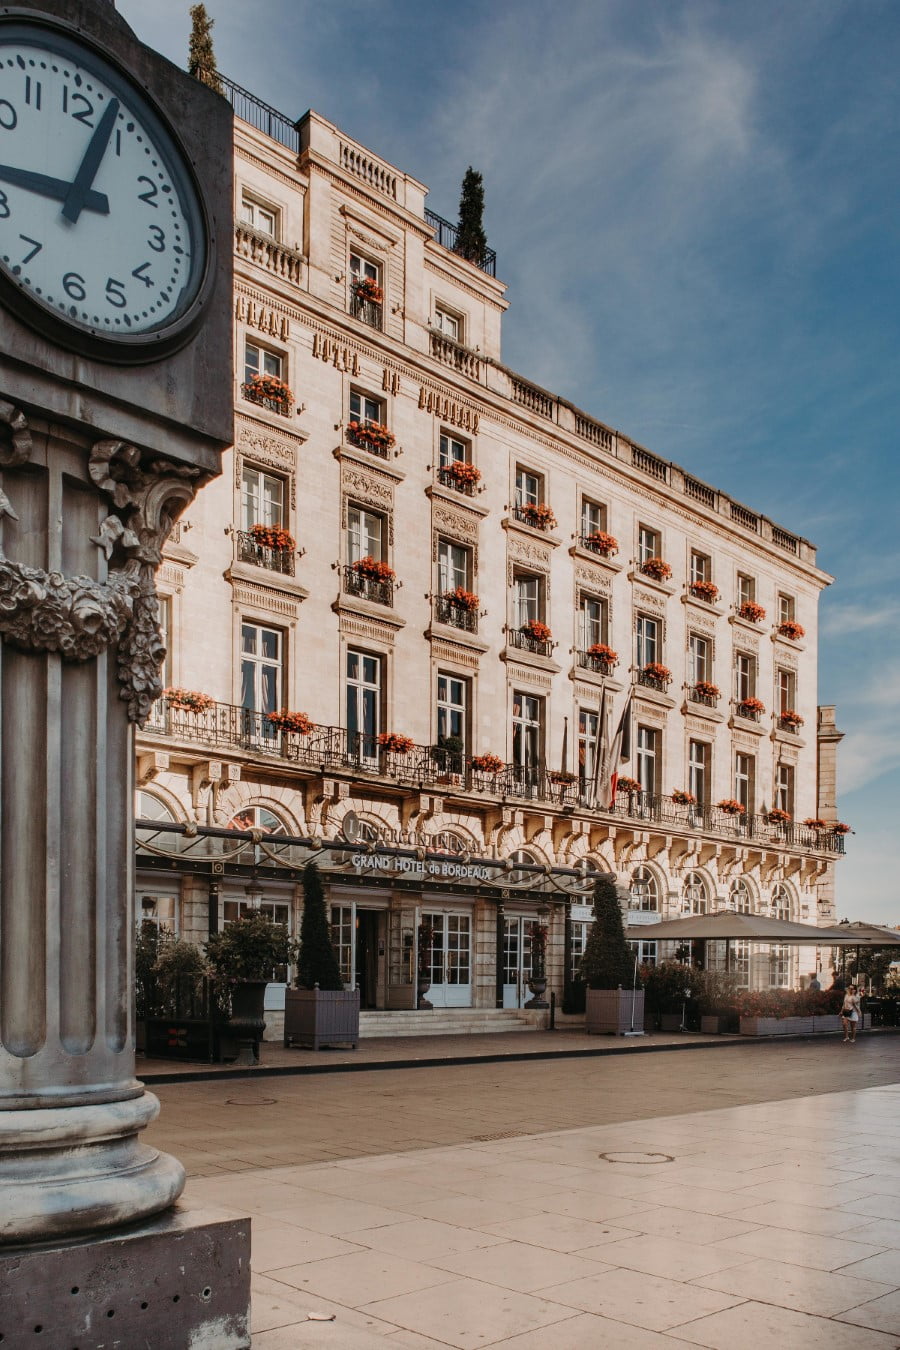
top-left (358, 1008), bottom-right (539, 1038)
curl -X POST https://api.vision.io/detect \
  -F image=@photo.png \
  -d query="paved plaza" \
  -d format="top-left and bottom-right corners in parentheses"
top-left (144, 1036), bottom-right (900, 1346)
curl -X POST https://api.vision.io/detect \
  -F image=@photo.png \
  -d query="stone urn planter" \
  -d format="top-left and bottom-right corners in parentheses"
top-left (525, 975), bottom-right (549, 1009)
top-left (585, 988), bottom-right (645, 1035)
top-left (284, 987), bottom-right (360, 1050)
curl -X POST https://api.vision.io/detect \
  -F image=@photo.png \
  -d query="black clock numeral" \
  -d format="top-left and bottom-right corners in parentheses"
top-left (62, 271), bottom-right (86, 301)
top-left (105, 277), bottom-right (127, 308)
top-left (25, 77), bottom-right (41, 110)
top-left (131, 261), bottom-right (153, 289)
top-left (147, 224), bottom-right (165, 252)
top-left (115, 129), bottom-right (121, 156)
top-left (19, 235), bottom-right (41, 265)
top-left (0, 189), bottom-right (9, 220)
top-left (64, 89), bottom-right (94, 128)
top-left (0, 100), bottom-right (17, 131)
top-left (137, 176), bottom-right (159, 207)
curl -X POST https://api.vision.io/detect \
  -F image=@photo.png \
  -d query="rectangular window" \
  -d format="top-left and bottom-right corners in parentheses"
top-left (778, 592), bottom-right (795, 624)
top-left (511, 691), bottom-right (542, 770)
top-left (349, 389), bottom-right (383, 426)
top-left (434, 306), bottom-right (460, 341)
top-left (436, 673), bottom-right (467, 752)
top-left (578, 708), bottom-right (599, 787)
top-left (240, 193), bottom-right (277, 237)
top-left (571, 920), bottom-right (589, 983)
top-left (157, 595), bottom-right (173, 687)
top-left (514, 573), bottom-right (543, 628)
top-left (223, 897), bottom-right (292, 980)
top-left (514, 467), bottom-right (541, 509)
top-left (688, 739), bottom-right (710, 804)
top-left (439, 432), bottom-right (468, 468)
top-left (350, 252), bottom-right (378, 284)
top-left (138, 893), bottom-right (176, 937)
top-left (347, 504), bottom-right (384, 563)
top-left (638, 524), bottom-right (660, 564)
top-left (690, 550), bottom-right (711, 584)
top-left (330, 905), bottom-right (353, 987)
top-left (346, 649), bottom-right (381, 761)
top-left (636, 614), bottom-right (659, 667)
top-left (578, 594), bottom-right (608, 651)
top-left (689, 633), bottom-right (710, 685)
top-left (636, 725), bottom-right (659, 795)
top-left (734, 752), bottom-right (755, 813)
top-left (777, 667), bottom-right (796, 714)
top-left (241, 621), bottom-right (282, 715)
top-left (241, 465), bottom-right (284, 531)
top-left (775, 762), bottom-right (795, 815)
top-left (770, 943), bottom-right (791, 988)
top-left (737, 573), bottom-right (756, 606)
top-left (244, 340), bottom-right (283, 384)
top-left (629, 939), bottom-right (658, 968)
top-left (580, 498), bottom-right (607, 538)
top-left (437, 539), bottom-right (470, 593)
top-left (735, 652), bottom-right (756, 703)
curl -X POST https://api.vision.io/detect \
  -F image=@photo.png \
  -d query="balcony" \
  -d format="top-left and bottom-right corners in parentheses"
top-left (434, 595), bottom-right (479, 633)
top-left (140, 698), bottom-right (846, 856)
top-left (579, 532), bottom-right (618, 560)
top-left (425, 207), bottom-right (497, 278)
top-left (346, 420), bottom-right (395, 459)
top-left (235, 530), bottom-right (295, 576)
top-left (512, 503), bottom-right (556, 532)
top-left (430, 332), bottom-right (484, 382)
top-left (576, 650), bottom-right (617, 677)
top-left (343, 564), bottom-right (394, 607)
top-left (349, 290), bottom-right (382, 331)
top-left (735, 700), bottom-right (762, 723)
top-left (438, 464), bottom-right (480, 496)
top-left (508, 627), bottom-right (553, 658)
top-left (637, 667), bottom-right (672, 694)
top-left (687, 685), bottom-right (719, 709)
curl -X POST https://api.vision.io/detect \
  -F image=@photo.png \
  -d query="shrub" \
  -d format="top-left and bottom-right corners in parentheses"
top-left (296, 862), bottom-right (344, 991)
top-left (641, 960), bottom-right (692, 1016)
top-left (205, 911), bottom-right (296, 983)
top-left (579, 874), bottom-right (635, 989)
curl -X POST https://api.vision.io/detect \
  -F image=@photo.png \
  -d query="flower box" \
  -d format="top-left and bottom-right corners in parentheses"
top-left (250, 523), bottom-right (295, 552)
top-left (766, 809), bottom-right (792, 825)
top-left (717, 799), bottom-right (745, 815)
top-left (694, 680), bottom-right (720, 699)
top-left (616, 777), bottom-right (642, 795)
top-left (163, 687), bottom-right (214, 713)
top-left (444, 585), bottom-right (479, 611)
top-left (347, 420), bottom-right (395, 454)
top-left (671, 790), bottom-right (696, 805)
top-left (352, 277), bottom-right (383, 305)
top-left (517, 503), bottom-right (557, 530)
top-left (241, 373), bottom-right (294, 415)
top-left (521, 619), bottom-right (552, 643)
top-left (640, 557), bottom-right (672, 582)
top-left (690, 579), bottom-right (719, 602)
top-left (701, 1014), bottom-right (738, 1034)
top-left (738, 600), bottom-right (766, 623)
top-left (352, 555), bottom-right (395, 582)
top-left (778, 709), bottom-right (804, 729)
top-left (266, 709), bottom-right (314, 735)
top-left (583, 530), bottom-right (618, 557)
top-left (378, 732), bottom-right (414, 754)
top-left (471, 753), bottom-right (503, 774)
top-left (587, 643), bottom-right (618, 665)
top-left (778, 620), bottom-right (805, 640)
top-left (740, 1016), bottom-right (815, 1037)
top-left (440, 461), bottom-right (481, 489)
top-left (736, 697), bottom-right (765, 717)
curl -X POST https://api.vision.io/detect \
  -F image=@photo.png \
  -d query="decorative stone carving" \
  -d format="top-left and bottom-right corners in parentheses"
top-left (732, 730), bottom-right (760, 752)
top-left (429, 638), bottom-right (480, 669)
top-left (634, 587), bottom-right (666, 613)
top-left (504, 664), bottom-right (552, 690)
top-left (0, 398), bottom-right (32, 466)
top-left (507, 534), bottom-right (551, 570)
top-left (0, 557), bottom-right (136, 660)
top-left (312, 331), bottom-right (360, 374)
top-left (418, 385), bottom-right (480, 433)
top-left (339, 613), bottom-right (397, 645)
top-left (575, 564), bottom-right (611, 593)
top-left (341, 466), bottom-right (394, 511)
top-left (432, 501), bottom-right (478, 544)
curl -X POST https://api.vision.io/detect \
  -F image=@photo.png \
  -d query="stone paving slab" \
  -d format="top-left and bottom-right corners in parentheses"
top-left (164, 1074), bottom-right (900, 1347)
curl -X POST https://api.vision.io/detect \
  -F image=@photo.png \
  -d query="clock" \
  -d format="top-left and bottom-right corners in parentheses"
top-left (0, 16), bottom-right (210, 362)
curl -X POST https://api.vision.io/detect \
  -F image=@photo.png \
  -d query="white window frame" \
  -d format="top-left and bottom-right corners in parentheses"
top-left (511, 691), bottom-right (542, 770)
top-left (241, 465), bottom-right (285, 532)
top-left (347, 504), bottom-right (385, 564)
top-left (436, 672), bottom-right (467, 750)
top-left (240, 193), bottom-right (278, 237)
top-left (433, 305), bottom-right (461, 342)
top-left (734, 752), bottom-right (755, 813)
top-left (244, 340), bottom-right (283, 384)
top-left (638, 524), bottom-right (660, 564)
top-left (578, 594), bottom-right (607, 650)
top-left (438, 539), bottom-right (470, 594)
top-left (690, 550), bottom-right (711, 584)
top-left (240, 621), bottom-right (283, 715)
top-left (636, 724), bottom-right (659, 795)
top-left (346, 649), bottom-right (382, 753)
top-left (778, 592), bottom-right (795, 624)
top-left (514, 573), bottom-right (543, 628)
top-left (689, 632), bottom-right (710, 685)
top-left (735, 652), bottom-right (756, 703)
top-left (777, 667), bottom-right (796, 714)
top-left (580, 498), bottom-right (607, 537)
top-left (775, 762), bottom-right (795, 815)
top-left (636, 613), bottom-right (660, 667)
top-left (439, 432), bottom-right (468, 468)
top-left (349, 388), bottom-right (383, 426)
top-left (350, 252), bottom-right (379, 284)
top-left (514, 467), bottom-right (541, 509)
top-left (737, 572), bottom-right (756, 606)
top-left (688, 739), bottom-right (710, 804)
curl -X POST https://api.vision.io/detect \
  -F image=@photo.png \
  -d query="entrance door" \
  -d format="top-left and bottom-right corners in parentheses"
top-left (502, 916), bottom-right (536, 1009)
top-left (423, 912), bottom-right (472, 1008)
top-left (355, 909), bottom-right (380, 1009)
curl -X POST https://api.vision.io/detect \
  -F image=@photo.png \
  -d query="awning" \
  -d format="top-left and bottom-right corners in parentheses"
top-left (626, 910), bottom-right (875, 945)
top-left (834, 921), bottom-right (900, 946)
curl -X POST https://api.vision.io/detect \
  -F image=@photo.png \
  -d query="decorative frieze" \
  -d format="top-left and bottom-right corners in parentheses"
top-left (339, 613), bottom-right (398, 646)
top-left (504, 664), bottom-right (553, 690)
top-left (341, 464), bottom-right (394, 516)
top-left (575, 564), bottom-right (612, 594)
top-left (382, 368), bottom-right (401, 395)
top-left (634, 587), bottom-right (667, 614)
top-left (507, 533), bottom-right (552, 571)
top-left (431, 501), bottom-right (479, 545)
top-left (230, 580), bottom-right (303, 621)
top-left (430, 638), bottom-right (481, 669)
top-left (312, 331), bottom-right (361, 374)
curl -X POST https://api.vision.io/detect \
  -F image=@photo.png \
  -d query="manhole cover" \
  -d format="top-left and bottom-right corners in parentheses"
top-left (225, 1096), bottom-right (277, 1106)
top-left (598, 1151), bottom-right (674, 1165)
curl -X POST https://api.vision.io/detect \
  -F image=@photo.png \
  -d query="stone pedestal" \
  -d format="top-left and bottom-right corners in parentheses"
top-left (0, 1207), bottom-right (250, 1349)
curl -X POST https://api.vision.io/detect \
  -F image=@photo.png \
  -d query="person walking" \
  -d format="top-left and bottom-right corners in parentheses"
top-left (809, 972), bottom-right (821, 991)
top-left (841, 985), bottom-right (861, 1043)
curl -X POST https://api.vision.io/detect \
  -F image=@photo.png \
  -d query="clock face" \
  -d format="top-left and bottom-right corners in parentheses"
top-left (0, 20), bottom-right (208, 357)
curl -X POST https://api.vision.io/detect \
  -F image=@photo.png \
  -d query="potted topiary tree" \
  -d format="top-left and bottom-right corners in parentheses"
top-left (205, 910), bottom-right (296, 1065)
top-left (284, 862), bottom-right (360, 1049)
top-left (580, 874), bottom-right (644, 1034)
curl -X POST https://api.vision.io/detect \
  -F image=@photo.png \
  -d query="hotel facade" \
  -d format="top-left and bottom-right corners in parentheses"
top-left (135, 75), bottom-right (846, 1031)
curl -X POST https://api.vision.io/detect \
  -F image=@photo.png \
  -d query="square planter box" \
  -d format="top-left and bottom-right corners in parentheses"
top-left (813, 1015), bottom-right (843, 1034)
top-left (284, 988), bottom-right (360, 1050)
top-left (659, 1012), bottom-right (684, 1032)
top-left (585, 988), bottom-right (645, 1035)
top-left (700, 1014), bottom-right (738, 1034)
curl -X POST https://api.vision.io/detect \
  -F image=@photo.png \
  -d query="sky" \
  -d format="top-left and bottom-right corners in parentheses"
top-left (118, 0), bottom-right (900, 925)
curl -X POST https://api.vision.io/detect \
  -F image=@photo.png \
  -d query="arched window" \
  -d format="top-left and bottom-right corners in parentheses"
top-left (771, 884), bottom-right (792, 922)
top-left (730, 879), bottom-right (753, 914)
top-left (136, 791), bottom-right (175, 822)
top-left (630, 866), bottom-right (659, 912)
top-left (507, 848), bottom-right (537, 886)
top-left (683, 871), bottom-right (707, 914)
top-left (429, 830), bottom-right (469, 856)
top-left (227, 806), bottom-right (288, 836)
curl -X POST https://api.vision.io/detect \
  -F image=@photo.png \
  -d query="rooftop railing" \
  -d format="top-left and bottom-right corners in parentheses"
top-left (425, 208), bottom-right (497, 277)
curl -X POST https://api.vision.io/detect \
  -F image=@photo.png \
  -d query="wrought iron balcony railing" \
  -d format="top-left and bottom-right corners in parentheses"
top-left (687, 686), bottom-right (718, 708)
top-left (638, 669), bottom-right (671, 693)
top-left (438, 465), bottom-right (478, 496)
top-left (349, 291), bottom-right (382, 330)
top-left (425, 208), bottom-right (497, 277)
top-left (141, 698), bottom-right (845, 856)
top-left (434, 595), bottom-right (479, 633)
top-left (508, 628), bottom-right (553, 658)
top-left (735, 701), bottom-right (762, 723)
top-left (576, 650), bottom-right (616, 676)
top-left (235, 530), bottom-right (295, 576)
top-left (343, 564), bottom-right (394, 606)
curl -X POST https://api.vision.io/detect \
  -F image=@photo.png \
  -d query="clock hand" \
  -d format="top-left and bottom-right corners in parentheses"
top-left (0, 164), bottom-right (108, 213)
top-left (61, 97), bottom-right (119, 224)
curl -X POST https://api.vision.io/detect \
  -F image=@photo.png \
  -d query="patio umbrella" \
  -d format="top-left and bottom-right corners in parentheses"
top-left (834, 921), bottom-right (900, 986)
top-left (625, 910), bottom-right (875, 975)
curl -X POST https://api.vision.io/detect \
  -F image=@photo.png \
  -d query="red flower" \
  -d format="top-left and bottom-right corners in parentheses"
top-left (778, 619), bottom-right (805, 640)
top-left (378, 732), bottom-right (414, 753)
top-left (587, 643), bottom-right (618, 664)
top-left (640, 557), bottom-right (672, 581)
top-left (738, 600), bottom-right (766, 623)
top-left (521, 619), bottom-right (552, 643)
top-left (718, 798), bottom-right (745, 815)
top-left (352, 555), bottom-right (396, 581)
top-left (442, 461), bottom-right (481, 487)
top-left (250, 523), bottom-right (295, 551)
top-left (266, 709), bottom-right (314, 734)
top-left (518, 502), bottom-right (557, 530)
top-left (690, 579), bottom-right (719, 601)
top-left (471, 753), bottom-right (503, 774)
top-left (353, 277), bottom-right (383, 304)
top-left (445, 585), bottom-right (479, 611)
top-left (584, 530), bottom-right (618, 556)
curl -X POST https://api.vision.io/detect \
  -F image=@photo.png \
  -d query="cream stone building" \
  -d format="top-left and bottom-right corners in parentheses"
top-left (135, 76), bottom-right (846, 1030)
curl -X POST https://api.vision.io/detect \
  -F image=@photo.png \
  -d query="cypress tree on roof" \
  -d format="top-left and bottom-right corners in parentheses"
top-left (455, 166), bottom-right (487, 266)
top-left (296, 862), bottom-right (345, 991)
top-left (579, 873), bottom-right (635, 989)
top-left (188, 3), bottom-right (223, 94)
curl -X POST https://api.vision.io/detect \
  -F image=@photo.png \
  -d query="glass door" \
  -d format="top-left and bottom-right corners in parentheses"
top-left (423, 911), bottom-right (472, 1007)
top-left (502, 916), bottom-right (536, 1009)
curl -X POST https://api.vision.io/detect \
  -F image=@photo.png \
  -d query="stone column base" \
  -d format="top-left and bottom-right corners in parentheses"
top-left (0, 1207), bottom-right (250, 1349)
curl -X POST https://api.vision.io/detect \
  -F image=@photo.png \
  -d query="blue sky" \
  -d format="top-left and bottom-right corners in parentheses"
top-left (119, 0), bottom-right (900, 924)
